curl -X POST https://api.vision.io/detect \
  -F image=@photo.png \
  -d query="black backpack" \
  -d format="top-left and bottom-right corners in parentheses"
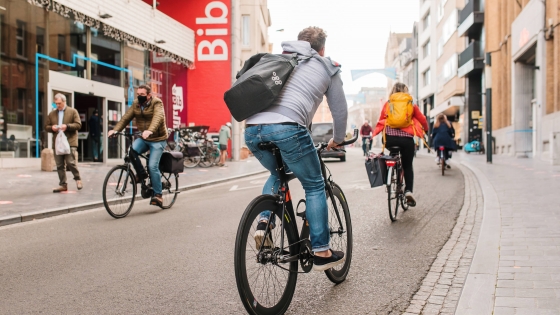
top-left (223, 53), bottom-right (309, 122)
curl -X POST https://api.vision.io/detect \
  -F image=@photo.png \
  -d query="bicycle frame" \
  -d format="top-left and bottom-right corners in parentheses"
top-left (257, 145), bottom-right (344, 269)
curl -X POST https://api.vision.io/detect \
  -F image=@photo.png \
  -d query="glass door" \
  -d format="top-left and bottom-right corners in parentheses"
top-left (105, 100), bottom-right (126, 161)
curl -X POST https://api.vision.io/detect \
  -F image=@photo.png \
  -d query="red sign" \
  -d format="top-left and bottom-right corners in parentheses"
top-left (149, 0), bottom-right (232, 133)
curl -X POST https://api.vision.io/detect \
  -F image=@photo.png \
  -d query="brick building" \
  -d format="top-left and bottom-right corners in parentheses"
top-left (486, 0), bottom-right (560, 160)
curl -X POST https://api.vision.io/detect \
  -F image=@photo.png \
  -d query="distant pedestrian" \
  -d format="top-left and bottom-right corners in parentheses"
top-left (89, 109), bottom-right (101, 162)
top-left (218, 122), bottom-right (232, 166)
top-left (45, 93), bottom-right (83, 193)
top-left (360, 120), bottom-right (373, 156)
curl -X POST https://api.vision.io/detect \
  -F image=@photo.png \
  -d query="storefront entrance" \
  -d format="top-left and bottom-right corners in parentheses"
top-left (48, 71), bottom-right (125, 164)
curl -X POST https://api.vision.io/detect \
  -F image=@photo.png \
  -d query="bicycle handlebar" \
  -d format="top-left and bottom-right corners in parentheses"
top-left (316, 129), bottom-right (359, 151)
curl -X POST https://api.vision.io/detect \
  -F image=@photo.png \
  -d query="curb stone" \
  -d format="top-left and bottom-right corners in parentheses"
top-left (0, 170), bottom-right (267, 227)
top-left (404, 163), bottom-right (484, 315)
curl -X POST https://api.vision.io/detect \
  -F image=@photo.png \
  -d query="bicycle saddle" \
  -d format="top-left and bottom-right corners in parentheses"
top-left (258, 141), bottom-right (277, 151)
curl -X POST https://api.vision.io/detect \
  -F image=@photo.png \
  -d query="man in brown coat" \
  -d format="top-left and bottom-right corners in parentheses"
top-left (108, 84), bottom-right (168, 207)
top-left (45, 93), bottom-right (83, 192)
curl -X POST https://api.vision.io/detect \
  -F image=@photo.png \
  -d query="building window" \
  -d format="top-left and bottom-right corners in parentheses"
top-left (441, 10), bottom-right (457, 45)
top-left (437, 38), bottom-right (444, 58)
top-left (36, 27), bottom-right (45, 55)
top-left (423, 69), bottom-right (431, 86)
top-left (423, 41), bottom-right (430, 59)
top-left (423, 13), bottom-right (430, 31)
top-left (437, 0), bottom-right (448, 23)
top-left (16, 20), bottom-right (26, 57)
top-left (441, 54), bottom-right (458, 84)
top-left (242, 15), bottom-right (250, 46)
top-left (0, 15), bottom-right (6, 55)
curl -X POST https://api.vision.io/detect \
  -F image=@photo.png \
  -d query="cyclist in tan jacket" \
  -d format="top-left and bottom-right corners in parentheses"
top-left (108, 84), bottom-right (168, 207)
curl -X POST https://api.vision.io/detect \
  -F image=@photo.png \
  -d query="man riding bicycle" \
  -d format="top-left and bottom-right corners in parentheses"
top-left (244, 26), bottom-right (348, 271)
top-left (108, 84), bottom-right (168, 207)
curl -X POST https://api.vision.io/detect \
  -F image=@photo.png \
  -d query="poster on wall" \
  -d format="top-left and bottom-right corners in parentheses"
top-left (147, 0), bottom-right (232, 133)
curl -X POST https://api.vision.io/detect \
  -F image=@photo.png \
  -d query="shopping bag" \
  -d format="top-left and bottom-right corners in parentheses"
top-left (365, 153), bottom-right (387, 188)
top-left (55, 132), bottom-right (71, 155)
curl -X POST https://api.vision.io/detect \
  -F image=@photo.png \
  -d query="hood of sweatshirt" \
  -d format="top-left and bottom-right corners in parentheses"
top-left (281, 41), bottom-right (341, 77)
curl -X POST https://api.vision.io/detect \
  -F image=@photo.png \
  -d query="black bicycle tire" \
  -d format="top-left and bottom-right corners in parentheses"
top-left (324, 183), bottom-right (353, 284)
top-left (387, 167), bottom-right (399, 222)
top-left (102, 165), bottom-right (136, 219)
top-left (441, 153), bottom-right (445, 176)
top-left (183, 155), bottom-right (200, 168)
top-left (234, 195), bottom-right (299, 315)
top-left (160, 172), bottom-right (179, 209)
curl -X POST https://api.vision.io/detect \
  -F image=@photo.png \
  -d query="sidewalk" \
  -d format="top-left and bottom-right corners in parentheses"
top-left (0, 157), bottom-right (265, 226)
top-left (456, 153), bottom-right (560, 314)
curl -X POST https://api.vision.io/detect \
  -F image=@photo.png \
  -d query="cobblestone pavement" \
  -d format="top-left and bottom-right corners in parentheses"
top-left (403, 163), bottom-right (483, 315)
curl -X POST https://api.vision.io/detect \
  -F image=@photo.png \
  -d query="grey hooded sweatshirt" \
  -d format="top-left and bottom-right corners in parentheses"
top-left (245, 41), bottom-right (348, 144)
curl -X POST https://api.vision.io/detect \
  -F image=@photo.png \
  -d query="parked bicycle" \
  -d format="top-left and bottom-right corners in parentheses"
top-left (102, 132), bottom-right (180, 218)
top-left (234, 130), bottom-right (358, 315)
top-left (385, 146), bottom-right (411, 222)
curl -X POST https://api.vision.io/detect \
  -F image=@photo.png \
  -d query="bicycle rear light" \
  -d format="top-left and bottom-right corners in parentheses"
top-left (385, 160), bottom-right (396, 167)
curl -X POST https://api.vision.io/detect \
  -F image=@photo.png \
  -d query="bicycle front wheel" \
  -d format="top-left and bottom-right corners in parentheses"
top-left (234, 195), bottom-right (299, 315)
top-left (387, 167), bottom-right (399, 222)
top-left (183, 155), bottom-right (200, 168)
top-left (325, 183), bottom-right (353, 284)
top-left (102, 165), bottom-right (136, 218)
top-left (160, 172), bottom-right (179, 209)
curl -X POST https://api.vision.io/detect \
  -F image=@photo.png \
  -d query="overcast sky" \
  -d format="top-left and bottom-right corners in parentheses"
top-left (267, 0), bottom-right (419, 96)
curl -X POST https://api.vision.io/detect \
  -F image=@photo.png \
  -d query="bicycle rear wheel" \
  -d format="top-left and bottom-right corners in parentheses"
top-left (441, 154), bottom-right (446, 176)
top-left (387, 167), bottom-right (399, 222)
top-left (103, 165), bottom-right (136, 218)
top-left (160, 172), bottom-right (179, 209)
top-left (325, 183), bottom-right (353, 284)
top-left (234, 195), bottom-right (299, 315)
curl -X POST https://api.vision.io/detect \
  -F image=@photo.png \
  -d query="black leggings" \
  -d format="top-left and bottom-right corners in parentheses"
top-left (385, 135), bottom-right (415, 193)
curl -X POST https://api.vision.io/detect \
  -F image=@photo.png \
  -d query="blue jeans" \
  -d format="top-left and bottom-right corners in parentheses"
top-left (245, 124), bottom-right (330, 252)
top-left (91, 136), bottom-right (100, 159)
top-left (132, 138), bottom-right (167, 195)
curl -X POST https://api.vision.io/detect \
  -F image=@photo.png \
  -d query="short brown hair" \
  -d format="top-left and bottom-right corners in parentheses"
top-left (390, 82), bottom-right (409, 94)
top-left (297, 27), bottom-right (327, 52)
top-left (138, 84), bottom-right (152, 94)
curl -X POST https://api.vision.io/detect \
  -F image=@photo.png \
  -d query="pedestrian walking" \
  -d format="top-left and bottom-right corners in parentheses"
top-left (45, 93), bottom-right (83, 193)
top-left (89, 109), bottom-right (101, 162)
top-left (360, 120), bottom-right (373, 156)
top-left (218, 122), bottom-right (231, 167)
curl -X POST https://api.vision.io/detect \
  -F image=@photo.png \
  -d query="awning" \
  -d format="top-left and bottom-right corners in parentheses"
top-left (430, 96), bottom-right (464, 118)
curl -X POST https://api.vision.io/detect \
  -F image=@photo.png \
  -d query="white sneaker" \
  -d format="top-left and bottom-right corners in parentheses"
top-left (405, 191), bottom-right (416, 207)
top-left (435, 157), bottom-right (440, 165)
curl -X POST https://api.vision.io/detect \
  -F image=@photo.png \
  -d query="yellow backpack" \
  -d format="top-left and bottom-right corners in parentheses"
top-left (386, 92), bottom-right (414, 128)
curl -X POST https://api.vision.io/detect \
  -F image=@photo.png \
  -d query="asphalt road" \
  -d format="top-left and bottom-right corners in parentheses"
top-left (0, 148), bottom-right (464, 314)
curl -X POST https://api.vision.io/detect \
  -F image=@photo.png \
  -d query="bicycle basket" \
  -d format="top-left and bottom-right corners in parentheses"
top-left (185, 142), bottom-right (201, 156)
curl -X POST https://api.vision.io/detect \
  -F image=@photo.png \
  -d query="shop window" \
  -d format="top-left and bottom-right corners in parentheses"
top-left (36, 27), bottom-right (45, 55)
top-left (57, 34), bottom-right (65, 61)
top-left (0, 15), bottom-right (6, 55)
top-left (16, 20), bottom-right (26, 58)
top-left (91, 28), bottom-right (122, 86)
top-left (242, 15), bottom-right (250, 46)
